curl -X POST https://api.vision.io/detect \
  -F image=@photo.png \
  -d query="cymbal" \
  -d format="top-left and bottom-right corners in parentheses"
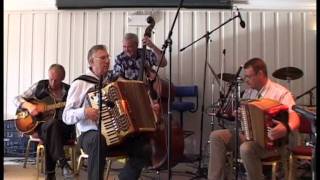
top-left (217, 73), bottom-right (236, 83)
top-left (272, 67), bottom-right (303, 80)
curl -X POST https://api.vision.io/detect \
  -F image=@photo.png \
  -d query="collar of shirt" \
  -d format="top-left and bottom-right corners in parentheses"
top-left (120, 49), bottom-right (142, 60)
top-left (86, 68), bottom-right (110, 85)
top-left (257, 79), bottom-right (271, 98)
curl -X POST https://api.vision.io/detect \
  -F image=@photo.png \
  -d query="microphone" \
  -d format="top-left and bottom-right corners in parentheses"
top-left (104, 100), bottom-right (115, 108)
top-left (237, 8), bottom-right (246, 28)
top-left (292, 105), bottom-right (316, 122)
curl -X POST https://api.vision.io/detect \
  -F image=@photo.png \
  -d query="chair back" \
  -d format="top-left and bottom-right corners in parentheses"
top-left (175, 86), bottom-right (198, 98)
top-left (174, 85), bottom-right (199, 112)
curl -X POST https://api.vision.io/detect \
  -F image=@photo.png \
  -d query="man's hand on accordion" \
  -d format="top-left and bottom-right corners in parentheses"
top-left (85, 107), bottom-right (99, 122)
top-left (267, 120), bottom-right (288, 140)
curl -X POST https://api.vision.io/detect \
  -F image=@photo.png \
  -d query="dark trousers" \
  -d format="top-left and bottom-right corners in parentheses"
top-left (78, 130), bottom-right (151, 180)
top-left (37, 119), bottom-right (75, 173)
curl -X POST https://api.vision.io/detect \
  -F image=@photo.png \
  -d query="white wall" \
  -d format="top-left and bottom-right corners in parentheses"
top-left (4, 8), bottom-right (316, 154)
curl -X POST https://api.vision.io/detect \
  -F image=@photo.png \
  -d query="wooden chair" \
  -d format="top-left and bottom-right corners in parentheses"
top-left (23, 134), bottom-right (42, 168)
top-left (36, 139), bottom-right (77, 178)
top-left (261, 155), bottom-right (282, 180)
top-left (75, 148), bottom-right (127, 179)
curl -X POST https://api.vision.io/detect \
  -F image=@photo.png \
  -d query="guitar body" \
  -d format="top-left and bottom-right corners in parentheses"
top-left (15, 98), bottom-right (63, 135)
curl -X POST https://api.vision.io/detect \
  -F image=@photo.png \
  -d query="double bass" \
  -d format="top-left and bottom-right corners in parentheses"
top-left (141, 16), bottom-right (184, 169)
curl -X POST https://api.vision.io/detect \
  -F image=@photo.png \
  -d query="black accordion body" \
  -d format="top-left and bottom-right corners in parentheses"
top-left (239, 98), bottom-right (289, 150)
top-left (87, 80), bottom-right (157, 146)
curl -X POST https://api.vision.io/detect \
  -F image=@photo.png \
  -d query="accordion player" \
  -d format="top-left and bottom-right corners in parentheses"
top-left (239, 98), bottom-right (289, 150)
top-left (87, 80), bottom-right (158, 146)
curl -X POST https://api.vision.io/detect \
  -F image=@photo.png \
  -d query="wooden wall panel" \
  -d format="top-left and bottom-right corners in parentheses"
top-left (4, 9), bottom-right (316, 154)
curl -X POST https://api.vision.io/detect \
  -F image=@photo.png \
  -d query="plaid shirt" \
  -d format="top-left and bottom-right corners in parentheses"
top-left (113, 48), bottom-right (157, 80)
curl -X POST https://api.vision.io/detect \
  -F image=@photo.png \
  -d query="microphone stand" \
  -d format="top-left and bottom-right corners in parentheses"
top-left (234, 74), bottom-right (242, 180)
top-left (295, 86), bottom-right (316, 106)
top-left (154, 0), bottom-right (184, 179)
top-left (97, 75), bottom-right (103, 180)
top-left (180, 12), bottom-right (241, 180)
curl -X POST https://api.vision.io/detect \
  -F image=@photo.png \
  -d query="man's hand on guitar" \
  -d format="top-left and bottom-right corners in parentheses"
top-left (267, 120), bottom-right (287, 140)
top-left (24, 102), bottom-right (40, 116)
top-left (152, 103), bottom-right (161, 116)
top-left (85, 107), bottom-right (99, 122)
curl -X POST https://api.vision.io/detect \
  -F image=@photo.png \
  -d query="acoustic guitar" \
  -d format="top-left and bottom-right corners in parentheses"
top-left (15, 99), bottom-right (66, 135)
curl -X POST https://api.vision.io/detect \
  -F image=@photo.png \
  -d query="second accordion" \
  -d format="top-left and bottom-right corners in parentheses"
top-left (87, 80), bottom-right (158, 146)
top-left (239, 98), bottom-right (289, 150)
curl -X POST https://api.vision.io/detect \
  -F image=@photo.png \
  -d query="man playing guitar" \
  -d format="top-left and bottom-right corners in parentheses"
top-left (14, 64), bottom-right (75, 180)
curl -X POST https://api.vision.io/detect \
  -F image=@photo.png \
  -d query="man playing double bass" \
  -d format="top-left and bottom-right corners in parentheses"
top-left (113, 32), bottom-right (167, 81)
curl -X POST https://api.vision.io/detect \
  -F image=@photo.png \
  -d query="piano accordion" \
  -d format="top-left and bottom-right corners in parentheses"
top-left (239, 98), bottom-right (289, 150)
top-left (87, 80), bottom-right (157, 146)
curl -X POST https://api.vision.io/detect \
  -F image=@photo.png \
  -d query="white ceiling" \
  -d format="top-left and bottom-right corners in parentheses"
top-left (4, 0), bottom-right (316, 10)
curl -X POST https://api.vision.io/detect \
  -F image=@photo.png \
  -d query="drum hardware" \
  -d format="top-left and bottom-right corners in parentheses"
top-left (272, 66), bottom-right (303, 88)
top-left (217, 73), bottom-right (236, 83)
top-left (295, 86), bottom-right (316, 106)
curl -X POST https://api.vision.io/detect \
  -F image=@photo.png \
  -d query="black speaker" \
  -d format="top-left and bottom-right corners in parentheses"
top-left (56, 0), bottom-right (233, 9)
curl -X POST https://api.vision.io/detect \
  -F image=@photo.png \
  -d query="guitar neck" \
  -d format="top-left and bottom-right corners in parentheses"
top-left (45, 102), bottom-right (66, 111)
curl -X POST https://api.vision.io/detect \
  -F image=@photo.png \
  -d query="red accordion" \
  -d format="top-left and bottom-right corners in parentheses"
top-left (239, 98), bottom-right (289, 150)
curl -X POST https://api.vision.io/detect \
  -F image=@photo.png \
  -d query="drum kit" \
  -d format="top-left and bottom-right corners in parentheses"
top-left (208, 66), bottom-right (316, 128)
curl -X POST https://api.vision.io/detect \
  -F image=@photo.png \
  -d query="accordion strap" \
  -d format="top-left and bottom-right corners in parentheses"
top-left (73, 75), bottom-right (99, 84)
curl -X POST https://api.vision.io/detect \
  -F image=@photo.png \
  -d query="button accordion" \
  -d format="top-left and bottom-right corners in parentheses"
top-left (87, 80), bottom-right (157, 146)
top-left (239, 98), bottom-right (289, 150)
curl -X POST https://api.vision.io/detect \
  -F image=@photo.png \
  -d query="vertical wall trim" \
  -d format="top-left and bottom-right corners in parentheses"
top-left (247, 11), bottom-right (252, 58)
top-left (261, 12), bottom-right (266, 59)
top-left (18, 14), bottom-right (22, 92)
top-left (302, 12), bottom-right (307, 92)
top-left (68, 12), bottom-right (72, 82)
top-left (192, 11), bottom-right (197, 83)
top-left (275, 12), bottom-right (280, 67)
top-left (31, 13), bottom-right (35, 83)
top-left (96, 11), bottom-right (99, 44)
top-left (289, 12), bottom-right (293, 65)
top-left (43, 13), bottom-right (47, 74)
top-left (56, 12), bottom-right (60, 64)
top-left (82, 12), bottom-right (86, 72)
top-left (110, 12), bottom-right (114, 59)
top-left (123, 12), bottom-right (127, 37)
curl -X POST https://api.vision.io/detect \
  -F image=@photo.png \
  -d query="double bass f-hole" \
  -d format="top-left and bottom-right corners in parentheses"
top-left (139, 16), bottom-right (155, 81)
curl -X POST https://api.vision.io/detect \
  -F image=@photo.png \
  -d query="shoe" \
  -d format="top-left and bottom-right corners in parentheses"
top-left (62, 163), bottom-right (74, 180)
top-left (45, 173), bottom-right (56, 180)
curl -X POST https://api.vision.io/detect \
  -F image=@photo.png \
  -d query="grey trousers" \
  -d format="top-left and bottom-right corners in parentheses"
top-left (207, 129), bottom-right (280, 180)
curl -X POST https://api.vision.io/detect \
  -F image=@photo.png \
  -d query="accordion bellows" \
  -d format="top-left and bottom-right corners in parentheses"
top-left (240, 98), bottom-right (289, 150)
top-left (87, 80), bottom-right (157, 146)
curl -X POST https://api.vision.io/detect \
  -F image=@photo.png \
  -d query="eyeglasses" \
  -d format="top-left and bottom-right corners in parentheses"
top-left (93, 55), bottom-right (110, 61)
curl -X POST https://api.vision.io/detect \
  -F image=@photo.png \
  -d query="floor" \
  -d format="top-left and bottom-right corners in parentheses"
top-left (4, 157), bottom-right (312, 180)
top-left (4, 157), bottom-right (208, 180)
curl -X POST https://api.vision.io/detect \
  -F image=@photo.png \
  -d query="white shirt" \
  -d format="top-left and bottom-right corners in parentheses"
top-left (242, 79), bottom-right (296, 112)
top-left (62, 69), bottom-right (109, 137)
